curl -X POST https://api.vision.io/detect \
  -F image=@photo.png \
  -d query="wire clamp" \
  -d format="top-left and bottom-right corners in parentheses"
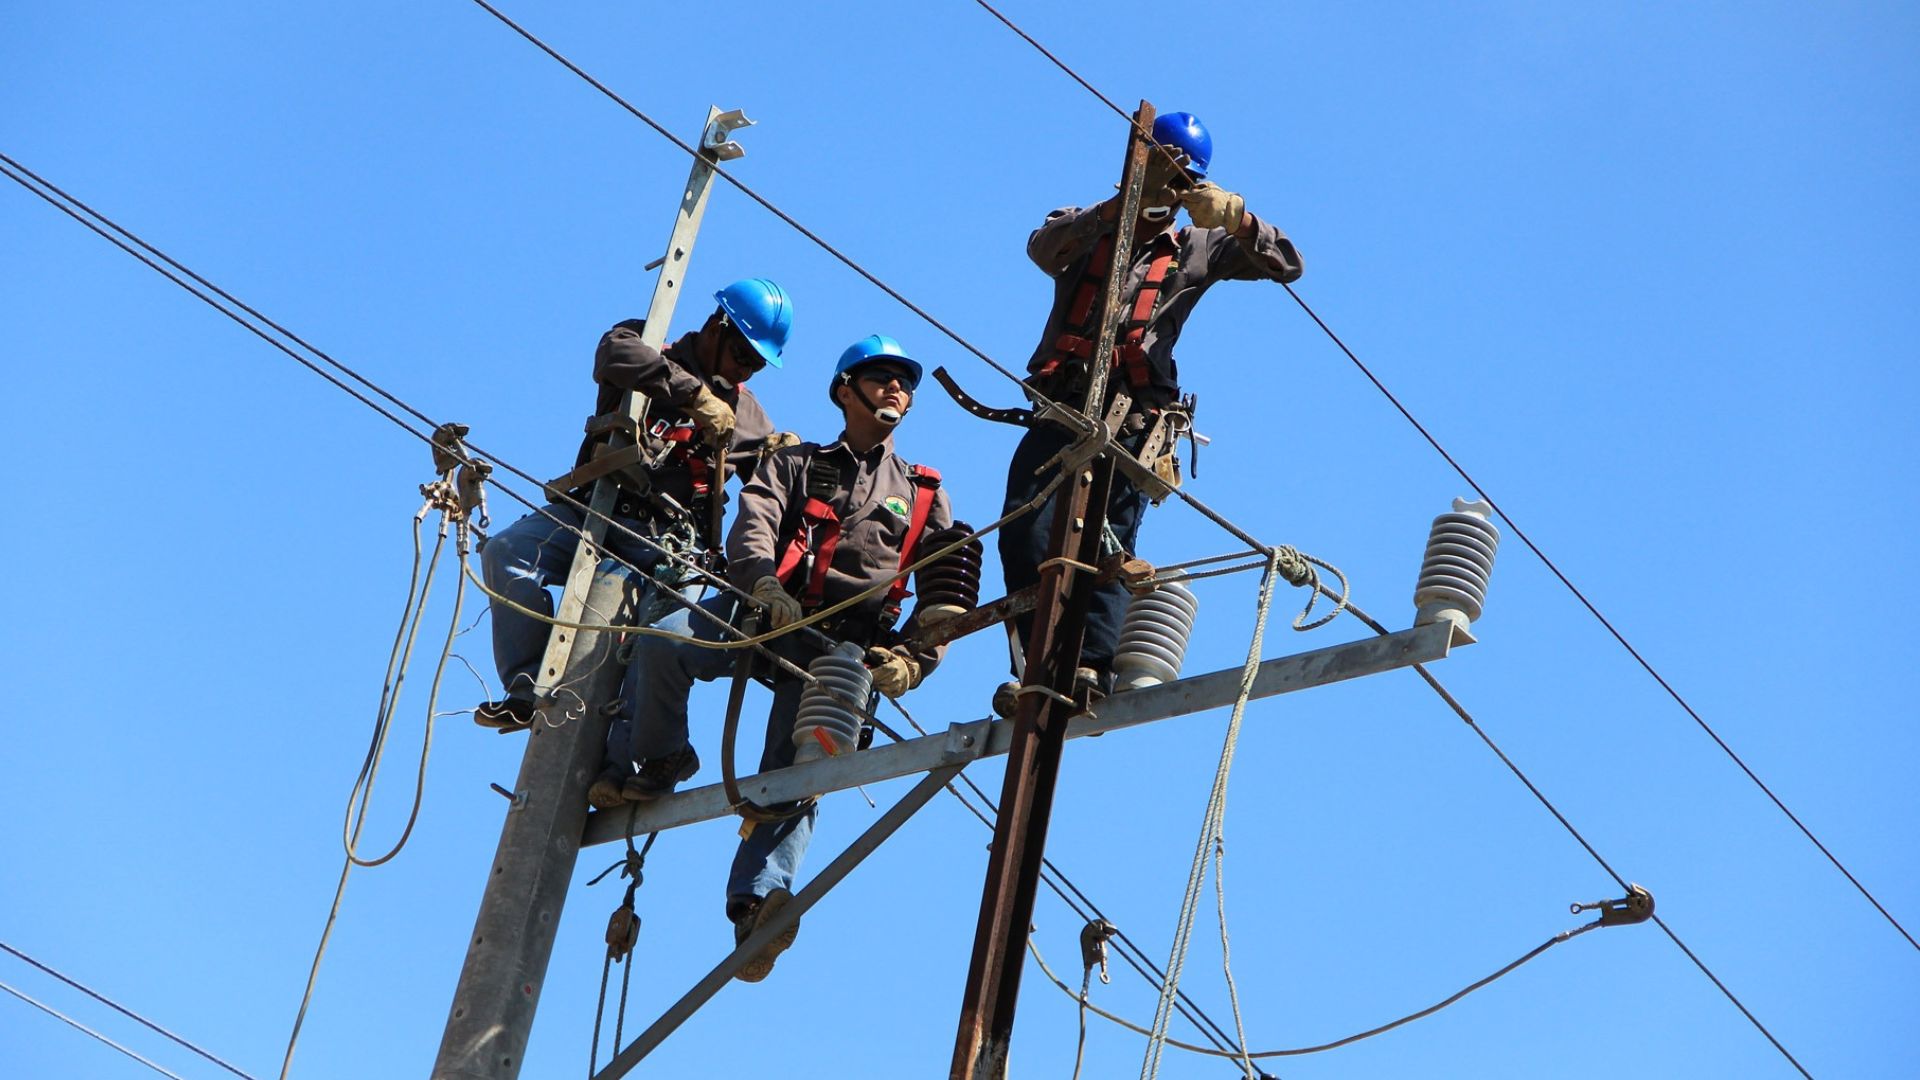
top-left (1079, 918), bottom-right (1117, 985)
top-left (1571, 883), bottom-right (1655, 927)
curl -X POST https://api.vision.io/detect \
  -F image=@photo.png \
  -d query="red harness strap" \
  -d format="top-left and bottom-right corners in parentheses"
top-left (658, 424), bottom-right (712, 498)
top-left (773, 497), bottom-right (842, 609)
top-left (885, 465), bottom-right (944, 615)
top-left (770, 462), bottom-right (943, 618)
top-left (1036, 231), bottom-right (1179, 392)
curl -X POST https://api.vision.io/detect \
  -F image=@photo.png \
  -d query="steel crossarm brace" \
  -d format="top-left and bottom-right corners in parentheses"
top-left (591, 765), bottom-right (965, 1079)
top-left (529, 105), bottom-right (743, 706)
top-left (579, 622), bottom-right (1458, 847)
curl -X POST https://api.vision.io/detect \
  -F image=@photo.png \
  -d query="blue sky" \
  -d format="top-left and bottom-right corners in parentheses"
top-left (3, 2), bottom-right (1916, 1077)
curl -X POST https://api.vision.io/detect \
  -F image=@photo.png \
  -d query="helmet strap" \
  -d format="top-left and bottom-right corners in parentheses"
top-left (841, 374), bottom-right (907, 426)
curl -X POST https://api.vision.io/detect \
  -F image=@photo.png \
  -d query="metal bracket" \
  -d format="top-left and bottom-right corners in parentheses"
top-left (702, 108), bottom-right (754, 161)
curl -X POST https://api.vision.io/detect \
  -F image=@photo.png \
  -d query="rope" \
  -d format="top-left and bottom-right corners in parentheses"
top-left (1140, 550), bottom-right (1283, 1078)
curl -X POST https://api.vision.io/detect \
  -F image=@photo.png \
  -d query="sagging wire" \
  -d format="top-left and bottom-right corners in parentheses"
top-left (280, 433), bottom-right (488, 1080)
top-left (1028, 892), bottom-right (1645, 1063)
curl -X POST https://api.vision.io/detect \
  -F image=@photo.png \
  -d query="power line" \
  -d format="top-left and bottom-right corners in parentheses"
top-left (962, 0), bottom-right (1914, 957)
top-left (1, 977), bottom-right (190, 1080)
top-left (1330, 598), bottom-right (1813, 1079)
top-left (0, 941), bottom-right (258, 1079)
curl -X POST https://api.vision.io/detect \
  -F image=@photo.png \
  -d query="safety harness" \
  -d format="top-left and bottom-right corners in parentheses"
top-left (771, 452), bottom-right (943, 627)
top-left (650, 419), bottom-right (715, 503)
top-left (1035, 228), bottom-right (1181, 395)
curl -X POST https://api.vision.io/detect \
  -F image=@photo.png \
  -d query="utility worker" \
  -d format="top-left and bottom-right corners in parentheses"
top-left (614, 334), bottom-right (955, 982)
top-left (999, 111), bottom-right (1303, 702)
top-left (474, 278), bottom-right (795, 734)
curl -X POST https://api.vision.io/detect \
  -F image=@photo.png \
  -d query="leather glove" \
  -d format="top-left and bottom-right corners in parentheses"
top-left (762, 431), bottom-right (802, 454)
top-left (1180, 183), bottom-right (1246, 231)
top-left (751, 575), bottom-right (802, 629)
top-left (1150, 451), bottom-right (1183, 500)
top-left (1140, 151), bottom-right (1186, 209)
top-left (684, 384), bottom-right (737, 447)
top-left (865, 646), bottom-right (921, 699)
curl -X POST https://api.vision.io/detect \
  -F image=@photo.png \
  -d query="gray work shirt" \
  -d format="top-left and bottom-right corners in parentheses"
top-left (1024, 207), bottom-right (1304, 406)
top-left (728, 435), bottom-right (954, 671)
top-left (577, 321), bottom-right (775, 510)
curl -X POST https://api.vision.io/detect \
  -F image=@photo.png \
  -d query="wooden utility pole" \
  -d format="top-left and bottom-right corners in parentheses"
top-left (430, 106), bottom-right (751, 1080)
top-left (951, 101), bottom-right (1158, 1080)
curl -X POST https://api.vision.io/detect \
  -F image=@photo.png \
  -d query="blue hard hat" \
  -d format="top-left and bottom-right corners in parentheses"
top-left (830, 334), bottom-right (922, 405)
top-left (713, 278), bottom-right (794, 368)
top-left (1151, 112), bottom-right (1212, 179)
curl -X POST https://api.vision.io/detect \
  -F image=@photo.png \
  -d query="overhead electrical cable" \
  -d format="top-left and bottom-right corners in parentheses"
top-left (961, 0), bottom-right (1915, 957)
top-left (0, 942), bottom-right (258, 1079)
top-left (0, 978), bottom-right (191, 1080)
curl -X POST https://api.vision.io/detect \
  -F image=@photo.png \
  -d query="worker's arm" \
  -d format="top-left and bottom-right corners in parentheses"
top-left (725, 443), bottom-right (804, 593)
top-left (592, 320), bottom-right (707, 407)
top-left (1026, 205), bottom-right (1109, 277)
top-left (1207, 210), bottom-right (1303, 284)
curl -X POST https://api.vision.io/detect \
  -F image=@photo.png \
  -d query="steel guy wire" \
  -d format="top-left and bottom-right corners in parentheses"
top-left (0, 942), bottom-right (257, 1079)
top-left (0, 978), bottom-right (190, 1080)
top-left (1325, 595), bottom-right (1814, 1079)
top-left (959, 0), bottom-right (1915, 956)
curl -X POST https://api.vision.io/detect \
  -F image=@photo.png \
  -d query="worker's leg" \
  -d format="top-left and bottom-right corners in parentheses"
top-left (620, 593), bottom-right (740, 764)
top-left (724, 663), bottom-right (817, 908)
top-left (479, 504), bottom-right (587, 702)
top-left (1078, 476), bottom-right (1151, 682)
top-left (997, 424), bottom-right (1072, 669)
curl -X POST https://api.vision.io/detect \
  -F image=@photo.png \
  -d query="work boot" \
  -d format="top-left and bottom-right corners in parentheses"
top-left (586, 763), bottom-right (633, 810)
top-left (621, 746), bottom-right (700, 802)
top-left (474, 697), bottom-right (535, 732)
top-left (730, 888), bottom-right (800, 983)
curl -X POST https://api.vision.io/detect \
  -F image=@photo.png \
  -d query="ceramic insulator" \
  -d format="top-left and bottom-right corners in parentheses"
top-left (791, 641), bottom-right (872, 765)
top-left (1112, 580), bottom-right (1200, 692)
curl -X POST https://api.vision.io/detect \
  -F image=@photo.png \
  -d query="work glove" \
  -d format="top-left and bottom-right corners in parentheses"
top-left (751, 575), bottom-right (803, 630)
top-left (865, 646), bottom-right (922, 699)
top-left (761, 431), bottom-right (802, 455)
top-left (1150, 451), bottom-right (1183, 502)
top-left (1180, 183), bottom-right (1246, 231)
top-left (684, 384), bottom-right (737, 448)
top-left (1140, 151), bottom-right (1187, 209)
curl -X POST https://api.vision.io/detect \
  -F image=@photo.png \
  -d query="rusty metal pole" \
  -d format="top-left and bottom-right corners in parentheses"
top-left (951, 101), bottom-right (1157, 1080)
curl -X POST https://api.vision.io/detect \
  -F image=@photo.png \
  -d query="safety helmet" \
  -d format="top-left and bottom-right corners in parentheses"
top-left (1150, 111), bottom-right (1212, 179)
top-left (829, 334), bottom-right (922, 406)
top-left (713, 278), bottom-right (794, 368)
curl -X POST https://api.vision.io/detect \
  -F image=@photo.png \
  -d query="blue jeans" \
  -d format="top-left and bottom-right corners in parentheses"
top-left (479, 503), bottom-right (702, 716)
top-left (625, 594), bottom-right (825, 907)
top-left (998, 423), bottom-right (1152, 676)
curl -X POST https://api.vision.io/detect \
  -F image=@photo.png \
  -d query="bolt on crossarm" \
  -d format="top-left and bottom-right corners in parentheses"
top-left (430, 106), bottom-right (751, 1080)
top-left (951, 100), bottom-right (1158, 1080)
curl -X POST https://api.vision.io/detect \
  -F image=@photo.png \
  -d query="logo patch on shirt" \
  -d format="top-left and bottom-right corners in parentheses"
top-left (884, 495), bottom-right (911, 518)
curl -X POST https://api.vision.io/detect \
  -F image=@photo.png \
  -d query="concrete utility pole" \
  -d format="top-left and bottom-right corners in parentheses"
top-left (430, 106), bottom-right (752, 1080)
top-left (950, 101), bottom-right (1159, 1080)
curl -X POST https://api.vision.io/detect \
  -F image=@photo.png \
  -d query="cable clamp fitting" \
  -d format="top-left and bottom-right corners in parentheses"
top-left (1571, 883), bottom-right (1655, 927)
top-left (1078, 918), bottom-right (1117, 985)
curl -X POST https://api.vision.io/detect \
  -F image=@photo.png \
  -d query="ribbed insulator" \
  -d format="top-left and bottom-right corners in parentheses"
top-left (792, 642), bottom-right (872, 765)
top-left (915, 523), bottom-right (984, 613)
top-left (1112, 580), bottom-right (1200, 692)
top-left (1413, 497), bottom-right (1500, 627)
